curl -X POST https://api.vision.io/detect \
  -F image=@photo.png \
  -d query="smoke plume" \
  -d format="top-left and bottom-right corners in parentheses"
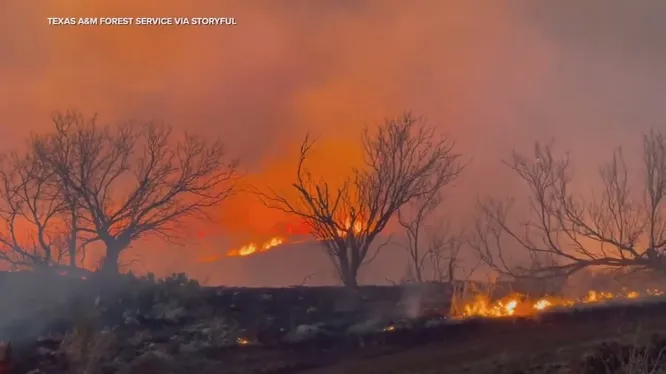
top-left (1, 1), bottom-right (665, 285)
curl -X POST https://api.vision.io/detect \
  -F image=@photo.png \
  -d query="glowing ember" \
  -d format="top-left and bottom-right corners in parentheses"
top-left (236, 337), bottom-right (250, 345)
top-left (458, 289), bottom-right (666, 319)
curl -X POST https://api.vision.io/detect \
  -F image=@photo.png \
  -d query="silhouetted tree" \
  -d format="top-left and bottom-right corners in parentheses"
top-left (397, 184), bottom-right (465, 283)
top-left (472, 130), bottom-right (666, 279)
top-left (259, 112), bottom-right (463, 287)
top-left (0, 150), bottom-right (70, 270)
top-left (32, 111), bottom-right (239, 274)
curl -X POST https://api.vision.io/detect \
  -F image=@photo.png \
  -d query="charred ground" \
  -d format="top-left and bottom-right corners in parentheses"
top-left (2, 271), bottom-right (666, 374)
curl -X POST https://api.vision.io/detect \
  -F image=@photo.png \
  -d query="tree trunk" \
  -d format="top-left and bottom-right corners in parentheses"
top-left (447, 258), bottom-right (456, 283)
top-left (340, 263), bottom-right (359, 288)
top-left (335, 246), bottom-right (360, 288)
top-left (68, 216), bottom-right (78, 268)
top-left (343, 274), bottom-right (358, 288)
top-left (33, 261), bottom-right (52, 274)
top-left (100, 247), bottom-right (121, 274)
top-left (413, 263), bottom-right (424, 284)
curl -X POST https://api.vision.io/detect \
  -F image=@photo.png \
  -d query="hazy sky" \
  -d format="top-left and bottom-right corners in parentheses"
top-left (1, 1), bottom-right (666, 285)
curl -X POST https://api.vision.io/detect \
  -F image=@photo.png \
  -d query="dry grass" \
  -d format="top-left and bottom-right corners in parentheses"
top-left (600, 337), bottom-right (666, 374)
top-left (59, 313), bottom-right (116, 374)
top-left (617, 347), bottom-right (666, 374)
top-left (448, 278), bottom-right (498, 316)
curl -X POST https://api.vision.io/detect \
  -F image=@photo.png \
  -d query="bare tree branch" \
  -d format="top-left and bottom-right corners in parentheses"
top-left (256, 112), bottom-right (464, 287)
top-left (0, 150), bottom-right (72, 270)
top-left (472, 131), bottom-right (666, 280)
top-left (32, 110), bottom-right (240, 274)
top-left (428, 222), bottom-right (465, 283)
top-left (397, 183), bottom-right (465, 283)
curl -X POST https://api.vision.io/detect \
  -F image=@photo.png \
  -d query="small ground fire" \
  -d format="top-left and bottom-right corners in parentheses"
top-left (457, 289), bottom-right (665, 318)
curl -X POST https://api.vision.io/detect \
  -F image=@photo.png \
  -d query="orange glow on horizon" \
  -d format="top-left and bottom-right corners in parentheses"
top-left (5, 1), bottom-right (653, 285)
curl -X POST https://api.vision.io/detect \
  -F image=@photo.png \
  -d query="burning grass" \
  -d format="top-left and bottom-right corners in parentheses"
top-left (226, 236), bottom-right (285, 257)
top-left (454, 288), bottom-right (666, 319)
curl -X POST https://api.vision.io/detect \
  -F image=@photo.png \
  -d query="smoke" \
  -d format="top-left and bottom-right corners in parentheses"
top-left (1, 1), bottom-right (666, 285)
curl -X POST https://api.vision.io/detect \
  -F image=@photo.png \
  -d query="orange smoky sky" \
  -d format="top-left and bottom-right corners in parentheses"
top-left (1, 1), bottom-right (666, 285)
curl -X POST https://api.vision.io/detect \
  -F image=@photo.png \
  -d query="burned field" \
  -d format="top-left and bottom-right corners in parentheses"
top-left (3, 272), bottom-right (666, 374)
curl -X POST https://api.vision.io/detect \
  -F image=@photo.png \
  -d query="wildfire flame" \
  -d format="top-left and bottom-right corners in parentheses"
top-left (458, 289), bottom-right (663, 318)
top-left (227, 236), bottom-right (285, 257)
top-left (226, 217), bottom-right (367, 258)
top-left (336, 218), bottom-right (364, 237)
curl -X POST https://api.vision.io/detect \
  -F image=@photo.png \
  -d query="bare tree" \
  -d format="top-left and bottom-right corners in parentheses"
top-left (398, 190), bottom-right (465, 283)
top-left (472, 130), bottom-right (666, 280)
top-left (428, 223), bottom-right (465, 283)
top-left (0, 151), bottom-right (69, 271)
top-left (32, 111), bottom-right (239, 274)
top-left (258, 113), bottom-right (463, 288)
